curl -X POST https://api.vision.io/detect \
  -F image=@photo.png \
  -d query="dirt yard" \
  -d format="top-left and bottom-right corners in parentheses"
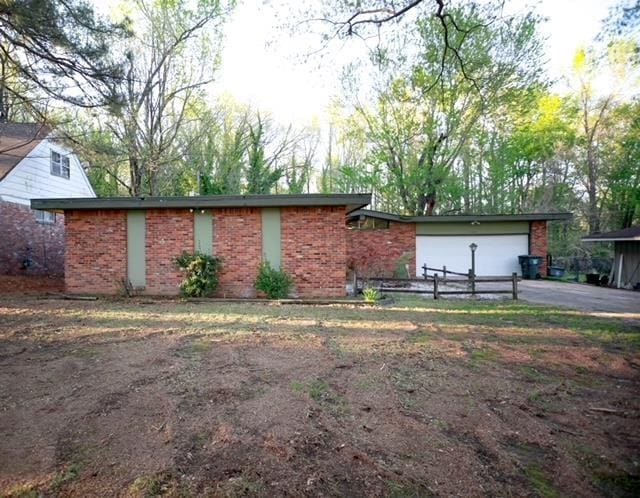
top-left (0, 294), bottom-right (638, 497)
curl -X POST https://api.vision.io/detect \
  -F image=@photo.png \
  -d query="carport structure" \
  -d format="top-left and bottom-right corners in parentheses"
top-left (583, 225), bottom-right (640, 289)
top-left (347, 210), bottom-right (572, 278)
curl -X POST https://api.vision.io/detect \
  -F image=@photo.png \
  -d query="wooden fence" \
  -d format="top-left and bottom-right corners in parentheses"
top-left (356, 264), bottom-right (520, 300)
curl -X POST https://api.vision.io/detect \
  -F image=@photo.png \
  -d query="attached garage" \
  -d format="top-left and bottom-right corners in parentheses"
top-left (347, 210), bottom-right (572, 278)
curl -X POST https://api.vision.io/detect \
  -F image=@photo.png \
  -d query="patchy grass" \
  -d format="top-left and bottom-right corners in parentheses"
top-left (0, 295), bottom-right (638, 497)
top-left (50, 464), bottom-right (81, 492)
top-left (524, 464), bottom-right (559, 498)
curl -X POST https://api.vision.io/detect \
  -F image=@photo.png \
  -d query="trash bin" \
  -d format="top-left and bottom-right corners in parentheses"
top-left (518, 255), bottom-right (543, 279)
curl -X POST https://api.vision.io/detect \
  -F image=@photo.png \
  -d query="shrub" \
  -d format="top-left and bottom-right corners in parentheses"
top-left (174, 252), bottom-right (223, 297)
top-left (254, 261), bottom-right (293, 299)
top-left (362, 287), bottom-right (380, 303)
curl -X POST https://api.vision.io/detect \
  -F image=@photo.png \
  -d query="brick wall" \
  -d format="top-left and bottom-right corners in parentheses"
top-left (346, 221), bottom-right (416, 278)
top-left (281, 206), bottom-right (347, 297)
top-left (63, 206), bottom-right (350, 298)
top-left (65, 210), bottom-right (126, 294)
top-left (530, 220), bottom-right (548, 276)
top-left (0, 199), bottom-right (64, 276)
top-left (145, 209), bottom-right (193, 295)
top-left (213, 207), bottom-right (262, 298)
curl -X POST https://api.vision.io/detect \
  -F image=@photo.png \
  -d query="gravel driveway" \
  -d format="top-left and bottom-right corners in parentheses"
top-left (519, 279), bottom-right (640, 315)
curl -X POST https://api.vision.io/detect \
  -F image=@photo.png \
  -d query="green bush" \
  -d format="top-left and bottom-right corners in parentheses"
top-left (254, 261), bottom-right (293, 299)
top-left (362, 287), bottom-right (380, 303)
top-left (174, 252), bottom-right (223, 297)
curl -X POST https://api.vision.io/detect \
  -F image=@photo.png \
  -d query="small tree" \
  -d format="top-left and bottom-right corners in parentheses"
top-left (175, 252), bottom-right (223, 298)
top-left (254, 261), bottom-right (293, 299)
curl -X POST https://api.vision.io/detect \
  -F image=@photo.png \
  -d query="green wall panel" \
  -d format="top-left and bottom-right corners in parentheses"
top-left (194, 210), bottom-right (213, 255)
top-left (416, 221), bottom-right (529, 236)
top-left (262, 208), bottom-right (281, 270)
top-left (127, 211), bottom-right (146, 288)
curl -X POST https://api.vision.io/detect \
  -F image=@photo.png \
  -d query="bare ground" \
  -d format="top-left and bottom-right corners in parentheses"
top-left (0, 293), bottom-right (639, 497)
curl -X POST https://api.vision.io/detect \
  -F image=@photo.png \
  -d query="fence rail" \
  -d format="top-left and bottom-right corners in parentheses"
top-left (356, 271), bottom-right (520, 300)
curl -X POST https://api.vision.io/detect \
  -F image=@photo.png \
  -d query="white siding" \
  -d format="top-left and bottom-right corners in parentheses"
top-left (0, 137), bottom-right (95, 205)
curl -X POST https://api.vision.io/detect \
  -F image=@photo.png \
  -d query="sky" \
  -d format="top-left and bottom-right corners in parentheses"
top-left (213, 0), bottom-right (619, 124)
top-left (94, 0), bottom-right (621, 125)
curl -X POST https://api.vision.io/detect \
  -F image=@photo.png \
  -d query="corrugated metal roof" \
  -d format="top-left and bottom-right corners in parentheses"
top-left (347, 209), bottom-right (573, 223)
top-left (582, 225), bottom-right (640, 242)
top-left (0, 123), bottom-right (52, 180)
top-left (31, 193), bottom-right (372, 214)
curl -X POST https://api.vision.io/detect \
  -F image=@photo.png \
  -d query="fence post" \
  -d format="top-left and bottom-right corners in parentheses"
top-left (443, 265), bottom-right (447, 283)
top-left (422, 264), bottom-right (428, 280)
top-left (469, 269), bottom-right (476, 296)
top-left (512, 272), bottom-right (518, 300)
top-left (433, 274), bottom-right (439, 299)
top-left (352, 270), bottom-right (358, 296)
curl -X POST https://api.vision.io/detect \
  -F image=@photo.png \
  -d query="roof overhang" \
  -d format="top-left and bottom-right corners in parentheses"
top-left (582, 225), bottom-right (640, 242)
top-left (31, 193), bottom-right (372, 214)
top-left (582, 237), bottom-right (640, 242)
top-left (347, 209), bottom-right (573, 223)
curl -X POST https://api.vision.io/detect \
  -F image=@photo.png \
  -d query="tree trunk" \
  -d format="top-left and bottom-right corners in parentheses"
top-left (586, 145), bottom-right (599, 233)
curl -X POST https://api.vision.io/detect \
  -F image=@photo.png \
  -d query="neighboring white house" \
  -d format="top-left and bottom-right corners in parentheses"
top-left (0, 122), bottom-right (96, 275)
top-left (0, 123), bottom-right (95, 204)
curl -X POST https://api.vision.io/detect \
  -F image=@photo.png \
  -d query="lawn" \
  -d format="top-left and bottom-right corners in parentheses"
top-left (0, 295), bottom-right (638, 497)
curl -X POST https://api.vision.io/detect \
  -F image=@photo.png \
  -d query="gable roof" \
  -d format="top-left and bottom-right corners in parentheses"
top-left (347, 209), bottom-right (573, 223)
top-left (31, 193), bottom-right (372, 214)
top-left (582, 225), bottom-right (640, 242)
top-left (0, 123), bottom-right (52, 180)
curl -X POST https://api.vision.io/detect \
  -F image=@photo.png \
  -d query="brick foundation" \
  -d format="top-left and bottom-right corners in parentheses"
top-left (0, 200), bottom-right (64, 276)
top-left (346, 221), bottom-right (416, 278)
top-left (530, 220), bottom-right (548, 276)
top-left (282, 206), bottom-right (347, 298)
top-left (65, 210), bottom-right (127, 294)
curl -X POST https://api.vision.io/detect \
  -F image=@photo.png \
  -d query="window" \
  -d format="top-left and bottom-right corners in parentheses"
top-left (50, 150), bottom-right (70, 179)
top-left (34, 209), bottom-right (56, 224)
top-left (347, 217), bottom-right (390, 230)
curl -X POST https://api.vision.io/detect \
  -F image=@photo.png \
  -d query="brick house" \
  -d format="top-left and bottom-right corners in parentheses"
top-left (31, 194), bottom-right (371, 297)
top-left (346, 209), bottom-right (572, 278)
top-left (0, 123), bottom-right (96, 276)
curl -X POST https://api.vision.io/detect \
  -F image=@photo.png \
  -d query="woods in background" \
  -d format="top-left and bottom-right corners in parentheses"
top-left (1, 0), bottom-right (638, 257)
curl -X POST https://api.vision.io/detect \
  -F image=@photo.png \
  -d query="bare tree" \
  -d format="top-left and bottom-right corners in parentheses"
top-left (97, 0), bottom-right (232, 196)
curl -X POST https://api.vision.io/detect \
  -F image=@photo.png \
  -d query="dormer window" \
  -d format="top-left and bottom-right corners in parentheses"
top-left (51, 150), bottom-right (70, 179)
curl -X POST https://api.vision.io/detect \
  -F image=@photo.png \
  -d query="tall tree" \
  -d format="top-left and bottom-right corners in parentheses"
top-left (572, 41), bottom-right (638, 233)
top-left (0, 0), bottom-right (130, 122)
top-left (89, 0), bottom-right (233, 196)
top-left (352, 2), bottom-right (544, 215)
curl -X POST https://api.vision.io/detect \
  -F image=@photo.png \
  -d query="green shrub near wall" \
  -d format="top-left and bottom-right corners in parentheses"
top-left (175, 252), bottom-right (223, 297)
top-left (255, 261), bottom-right (293, 299)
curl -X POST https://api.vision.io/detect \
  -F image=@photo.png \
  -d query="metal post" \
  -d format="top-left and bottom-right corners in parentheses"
top-left (433, 274), bottom-right (439, 299)
top-left (469, 243), bottom-right (477, 295)
top-left (512, 272), bottom-right (518, 300)
top-left (352, 270), bottom-right (358, 296)
top-left (443, 265), bottom-right (447, 283)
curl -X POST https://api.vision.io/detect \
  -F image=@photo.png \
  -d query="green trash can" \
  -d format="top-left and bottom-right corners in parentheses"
top-left (519, 255), bottom-right (543, 279)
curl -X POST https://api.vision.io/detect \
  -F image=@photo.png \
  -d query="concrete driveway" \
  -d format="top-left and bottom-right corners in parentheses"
top-left (518, 279), bottom-right (640, 315)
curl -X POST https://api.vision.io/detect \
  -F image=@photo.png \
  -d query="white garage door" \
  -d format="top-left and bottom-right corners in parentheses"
top-left (416, 235), bottom-right (529, 277)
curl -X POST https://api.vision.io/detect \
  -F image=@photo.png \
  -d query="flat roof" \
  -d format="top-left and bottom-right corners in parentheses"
top-left (582, 225), bottom-right (640, 242)
top-left (31, 193), bottom-right (372, 214)
top-left (347, 209), bottom-right (573, 223)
